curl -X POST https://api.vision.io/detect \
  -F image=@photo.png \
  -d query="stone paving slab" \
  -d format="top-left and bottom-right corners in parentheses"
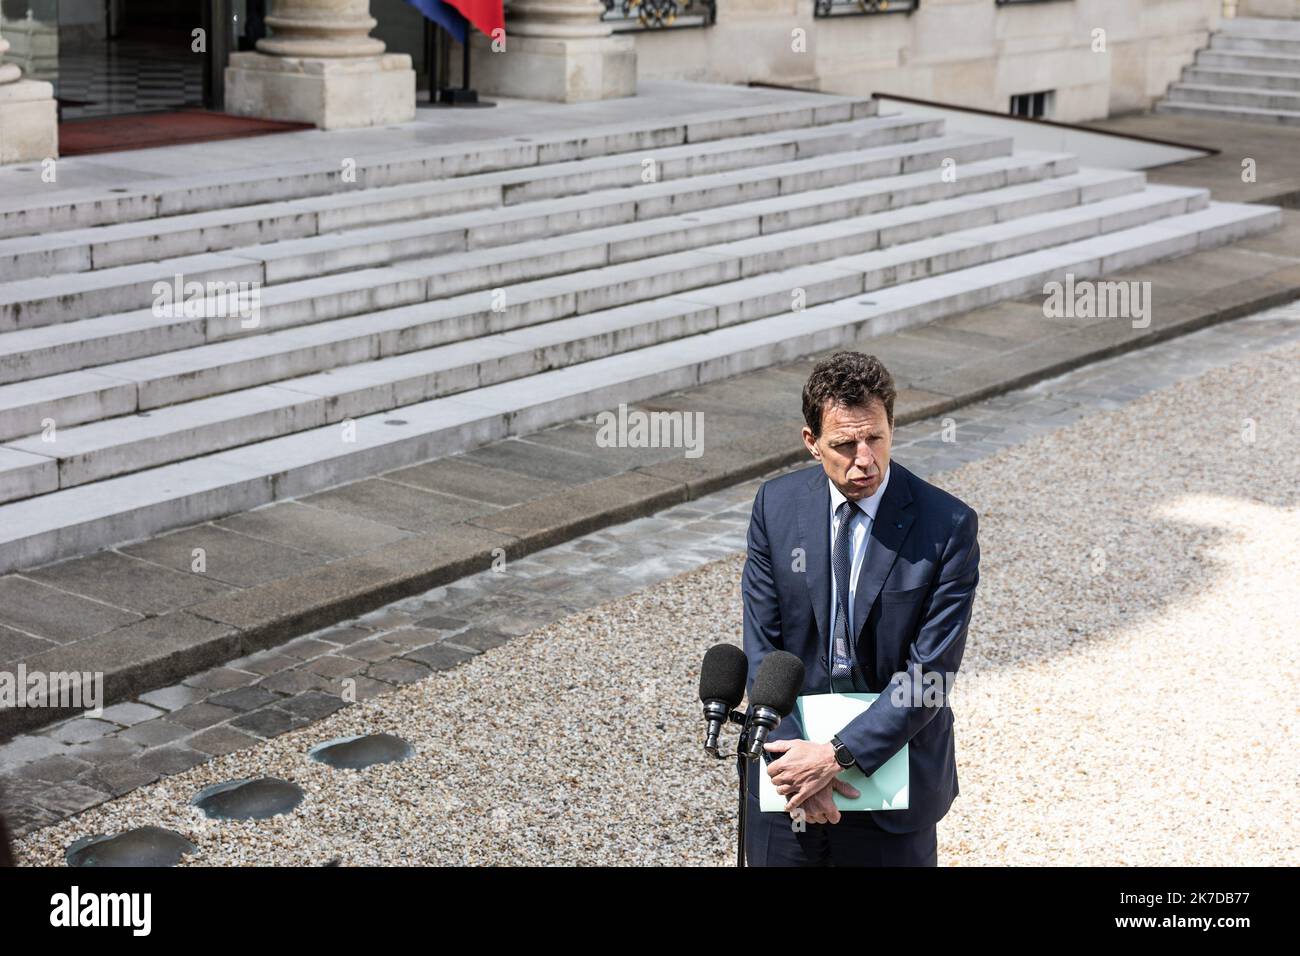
top-left (0, 625), bottom-right (53, 665)
top-left (182, 522), bottom-right (517, 652)
top-left (213, 501), bottom-right (413, 558)
top-left (1082, 111), bottom-right (1300, 207)
top-left (1, 191), bottom-right (1299, 746)
top-left (0, 576), bottom-right (141, 645)
top-left (383, 454), bottom-right (571, 505)
top-left (118, 525), bottom-right (332, 588)
top-left (23, 551), bottom-right (234, 616)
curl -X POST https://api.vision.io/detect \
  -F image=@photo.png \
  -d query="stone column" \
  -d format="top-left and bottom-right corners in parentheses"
top-left (472, 0), bottom-right (637, 102)
top-left (225, 0), bottom-right (415, 130)
top-left (257, 0), bottom-right (386, 57)
top-left (0, 24), bottom-right (58, 165)
top-left (506, 0), bottom-right (617, 37)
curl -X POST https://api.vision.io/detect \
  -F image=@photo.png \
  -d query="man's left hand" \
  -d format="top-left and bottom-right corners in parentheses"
top-left (764, 739), bottom-right (843, 811)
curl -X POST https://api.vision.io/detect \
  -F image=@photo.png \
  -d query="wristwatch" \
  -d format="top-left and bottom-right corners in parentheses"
top-left (830, 735), bottom-right (856, 769)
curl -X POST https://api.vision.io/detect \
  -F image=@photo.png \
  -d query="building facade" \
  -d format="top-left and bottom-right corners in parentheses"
top-left (0, 0), bottom-right (1281, 162)
top-left (633, 0), bottom-right (1231, 121)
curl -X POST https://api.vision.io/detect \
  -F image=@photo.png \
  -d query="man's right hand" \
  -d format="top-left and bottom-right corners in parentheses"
top-left (796, 777), bottom-right (861, 825)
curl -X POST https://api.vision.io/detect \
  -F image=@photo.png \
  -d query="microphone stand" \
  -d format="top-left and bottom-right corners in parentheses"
top-left (713, 709), bottom-right (751, 868)
top-left (736, 719), bottom-right (749, 868)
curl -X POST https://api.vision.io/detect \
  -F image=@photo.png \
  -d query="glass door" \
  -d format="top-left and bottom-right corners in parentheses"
top-left (0, 0), bottom-right (239, 120)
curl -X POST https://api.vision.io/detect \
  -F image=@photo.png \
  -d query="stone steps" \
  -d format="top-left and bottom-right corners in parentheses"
top-left (239, 130), bottom-right (992, 288)
top-left (0, 96), bottom-right (880, 240)
top-left (0, 175), bottom-right (1191, 496)
top-left (1159, 18), bottom-right (1300, 125)
top-left (0, 130), bottom-right (1009, 331)
top-left (0, 199), bottom-right (1277, 574)
top-left (1182, 66), bottom-right (1300, 91)
top-left (1, 110), bottom-right (940, 281)
top-left (0, 153), bottom-right (1097, 447)
top-left (0, 152), bottom-right (1095, 448)
top-left (1194, 49), bottom-right (1300, 74)
top-left (1154, 98), bottom-right (1300, 125)
top-left (0, 143), bottom-right (1051, 390)
top-left (1165, 81), bottom-right (1300, 111)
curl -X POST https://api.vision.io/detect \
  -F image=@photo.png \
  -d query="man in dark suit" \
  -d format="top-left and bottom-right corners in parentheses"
top-left (741, 350), bottom-right (980, 866)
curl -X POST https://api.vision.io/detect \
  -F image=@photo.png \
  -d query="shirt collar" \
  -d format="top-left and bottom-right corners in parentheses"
top-left (828, 462), bottom-right (891, 523)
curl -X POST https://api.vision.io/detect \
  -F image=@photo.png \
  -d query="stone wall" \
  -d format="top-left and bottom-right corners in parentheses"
top-left (1236, 0), bottom-right (1300, 17)
top-left (631, 0), bottom-right (1223, 122)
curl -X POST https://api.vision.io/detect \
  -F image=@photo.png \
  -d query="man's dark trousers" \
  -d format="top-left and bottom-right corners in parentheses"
top-left (744, 793), bottom-right (937, 866)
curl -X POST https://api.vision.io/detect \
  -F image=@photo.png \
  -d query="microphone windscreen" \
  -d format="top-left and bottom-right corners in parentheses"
top-left (751, 651), bottom-right (804, 716)
top-left (698, 643), bottom-right (748, 707)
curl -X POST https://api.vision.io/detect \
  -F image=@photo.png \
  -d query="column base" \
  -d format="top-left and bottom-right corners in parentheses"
top-left (224, 51), bottom-right (415, 130)
top-left (470, 33), bottom-right (636, 103)
top-left (0, 79), bottom-right (57, 164)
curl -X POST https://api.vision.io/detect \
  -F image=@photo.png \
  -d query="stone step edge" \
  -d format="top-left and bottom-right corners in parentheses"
top-left (1183, 66), bottom-right (1300, 83)
top-left (1168, 81), bottom-right (1300, 99)
top-left (0, 96), bottom-right (879, 241)
top-left (2, 208), bottom-right (1292, 741)
top-left (1154, 100), bottom-right (1300, 120)
top-left (1197, 49), bottom-right (1300, 66)
top-left (1212, 34), bottom-right (1300, 50)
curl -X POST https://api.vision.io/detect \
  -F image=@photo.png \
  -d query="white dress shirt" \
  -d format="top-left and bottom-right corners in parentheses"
top-left (828, 462), bottom-right (892, 669)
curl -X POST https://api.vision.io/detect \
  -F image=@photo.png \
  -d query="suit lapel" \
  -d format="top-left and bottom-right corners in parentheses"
top-left (795, 465), bottom-right (831, 654)
top-left (852, 461), bottom-right (915, 639)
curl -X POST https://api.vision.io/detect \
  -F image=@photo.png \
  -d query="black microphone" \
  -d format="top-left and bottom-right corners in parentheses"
top-left (699, 643), bottom-right (748, 757)
top-left (744, 651), bottom-right (804, 761)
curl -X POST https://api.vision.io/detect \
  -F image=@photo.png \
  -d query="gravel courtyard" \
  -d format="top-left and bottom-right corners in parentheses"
top-left (14, 336), bottom-right (1299, 867)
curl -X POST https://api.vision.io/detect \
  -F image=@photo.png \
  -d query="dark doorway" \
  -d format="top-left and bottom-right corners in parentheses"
top-left (0, 1), bottom-right (266, 120)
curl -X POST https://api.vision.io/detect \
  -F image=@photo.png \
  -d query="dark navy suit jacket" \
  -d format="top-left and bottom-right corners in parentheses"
top-left (741, 458), bottom-right (980, 834)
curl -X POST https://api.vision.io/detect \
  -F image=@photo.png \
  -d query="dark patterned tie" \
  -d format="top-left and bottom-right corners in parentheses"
top-left (831, 499), bottom-right (860, 692)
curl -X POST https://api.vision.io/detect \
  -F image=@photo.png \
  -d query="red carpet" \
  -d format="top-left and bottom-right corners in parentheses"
top-left (59, 110), bottom-right (313, 156)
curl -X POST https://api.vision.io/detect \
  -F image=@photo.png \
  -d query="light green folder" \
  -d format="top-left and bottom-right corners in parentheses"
top-left (758, 693), bottom-right (909, 812)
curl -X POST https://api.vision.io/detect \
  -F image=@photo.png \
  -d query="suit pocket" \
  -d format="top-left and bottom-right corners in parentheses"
top-left (881, 583), bottom-right (930, 604)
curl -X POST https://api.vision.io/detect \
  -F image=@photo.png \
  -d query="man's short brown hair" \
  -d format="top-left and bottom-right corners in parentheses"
top-left (802, 351), bottom-right (897, 439)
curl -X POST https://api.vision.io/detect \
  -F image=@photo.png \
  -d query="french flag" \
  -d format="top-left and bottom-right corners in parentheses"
top-left (405, 0), bottom-right (505, 44)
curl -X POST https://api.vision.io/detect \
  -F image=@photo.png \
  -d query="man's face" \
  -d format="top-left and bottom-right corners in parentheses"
top-left (802, 398), bottom-right (893, 502)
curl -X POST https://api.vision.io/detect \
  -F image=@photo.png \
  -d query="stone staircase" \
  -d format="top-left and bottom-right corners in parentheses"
top-left (0, 95), bottom-right (1281, 575)
top-left (1157, 16), bottom-right (1300, 125)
